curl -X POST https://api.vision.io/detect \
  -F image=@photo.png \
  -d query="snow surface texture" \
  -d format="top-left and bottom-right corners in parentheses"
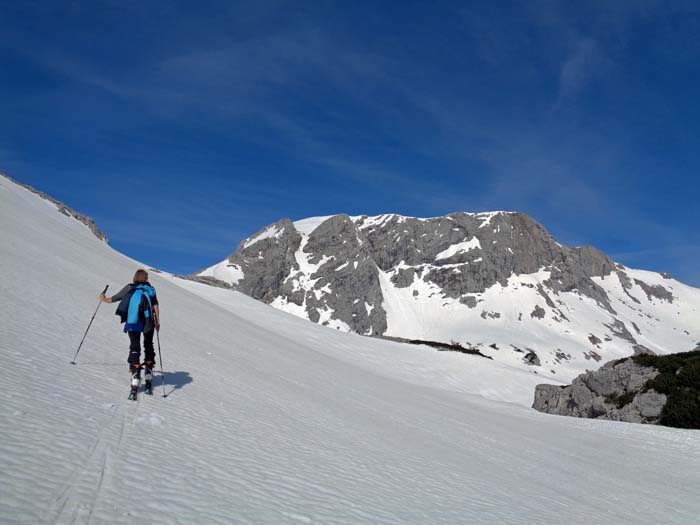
top-left (2, 175), bottom-right (700, 524)
top-left (201, 213), bottom-right (700, 383)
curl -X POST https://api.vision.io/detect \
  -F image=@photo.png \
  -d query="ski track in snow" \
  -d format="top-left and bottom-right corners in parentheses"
top-left (2, 176), bottom-right (700, 524)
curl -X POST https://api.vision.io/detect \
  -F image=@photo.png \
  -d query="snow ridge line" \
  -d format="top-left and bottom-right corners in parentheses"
top-left (0, 173), bottom-right (109, 243)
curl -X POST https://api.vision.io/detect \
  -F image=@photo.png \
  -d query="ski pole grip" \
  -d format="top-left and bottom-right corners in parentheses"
top-left (102, 285), bottom-right (109, 295)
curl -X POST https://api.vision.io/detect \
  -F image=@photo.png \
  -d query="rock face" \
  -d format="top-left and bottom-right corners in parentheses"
top-left (532, 358), bottom-right (667, 424)
top-left (195, 211), bottom-right (700, 379)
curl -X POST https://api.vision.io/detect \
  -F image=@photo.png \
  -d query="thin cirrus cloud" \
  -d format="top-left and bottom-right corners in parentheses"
top-left (555, 37), bottom-right (612, 106)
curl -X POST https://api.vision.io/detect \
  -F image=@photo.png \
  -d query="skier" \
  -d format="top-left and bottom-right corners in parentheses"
top-left (100, 269), bottom-right (160, 399)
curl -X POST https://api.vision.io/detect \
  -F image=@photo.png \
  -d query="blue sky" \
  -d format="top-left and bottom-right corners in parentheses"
top-left (2, 1), bottom-right (699, 285)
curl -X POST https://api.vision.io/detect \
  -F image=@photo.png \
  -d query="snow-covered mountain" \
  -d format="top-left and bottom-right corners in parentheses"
top-left (199, 213), bottom-right (700, 381)
top-left (3, 173), bottom-right (700, 524)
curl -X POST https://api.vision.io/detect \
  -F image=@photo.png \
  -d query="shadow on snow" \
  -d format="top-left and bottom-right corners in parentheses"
top-left (160, 371), bottom-right (193, 398)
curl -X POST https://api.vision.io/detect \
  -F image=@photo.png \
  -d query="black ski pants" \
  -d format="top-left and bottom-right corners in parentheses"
top-left (128, 330), bottom-right (155, 367)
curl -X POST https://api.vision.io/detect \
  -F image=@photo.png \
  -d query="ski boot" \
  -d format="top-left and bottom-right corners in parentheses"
top-left (143, 360), bottom-right (155, 395)
top-left (128, 364), bottom-right (141, 401)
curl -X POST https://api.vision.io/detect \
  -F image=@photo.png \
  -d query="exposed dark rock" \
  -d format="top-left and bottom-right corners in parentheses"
top-left (391, 267), bottom-right (416, 288)
top-left (176, 275), bottom-right (233, 289)
top-left (554, 350), bottom-right (571, 363)
top-left (376, 335), bottom-right (492, 359)
top-left (634, 279), bottom-right (674, 303)
top-left (304, 215), bottom-right (386, 335)
top-left (216, 215), bottom-right (387, 335)
top-left (616, 270), bottom-right (642, 304)
top-left (459, 296), bottom-right (478, 308)
top-left (616, 270), bottom-right (633, 290)
top-left (604, 319), bottom-right (637, 344)
top-left (544, 246), bottom-right (617, 314)
top-left (554, 308), bottom-right (570, 322)
top-left (523, 350), bottom-right (541, 366)
top-left (583, 351), bottom-right (602, 362)
top-left (230, 218), bottom-right (304, 304)
top-left (536, 284), bottom-right (556, 308)
top-left (531, 305), bottom-right (545, 319)
top-left (588, 334), bottom-right (602, 346)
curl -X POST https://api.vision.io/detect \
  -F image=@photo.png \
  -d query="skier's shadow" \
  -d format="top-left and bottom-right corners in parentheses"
top-left (160, 371), bottom-right (193, 397)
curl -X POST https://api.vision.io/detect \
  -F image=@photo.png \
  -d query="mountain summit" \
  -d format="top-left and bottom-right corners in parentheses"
top-left (199, 212), bottom-right (700, 380)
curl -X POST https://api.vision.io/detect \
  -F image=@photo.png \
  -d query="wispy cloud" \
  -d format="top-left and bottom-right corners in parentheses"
top-left (555, 37), bottom-right (612, 106)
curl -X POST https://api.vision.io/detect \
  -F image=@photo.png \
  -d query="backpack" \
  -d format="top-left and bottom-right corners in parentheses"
top-left (116, 284), bottom-right (156, 332)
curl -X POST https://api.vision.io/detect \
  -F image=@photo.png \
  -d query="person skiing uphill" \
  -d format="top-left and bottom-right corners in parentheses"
top-left (100, 269), bottom-right (160, 399)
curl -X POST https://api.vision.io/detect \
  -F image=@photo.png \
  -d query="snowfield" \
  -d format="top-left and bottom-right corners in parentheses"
top-left (1, 175), bottom-right (700, 524)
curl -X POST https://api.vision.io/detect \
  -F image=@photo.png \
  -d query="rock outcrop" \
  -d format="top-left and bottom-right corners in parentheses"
top-left (533, 357), bottom-right (667, 424)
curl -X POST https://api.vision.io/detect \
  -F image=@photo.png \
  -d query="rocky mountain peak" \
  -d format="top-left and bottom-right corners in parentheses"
top-left (196, 211), bottom-right (700, 380)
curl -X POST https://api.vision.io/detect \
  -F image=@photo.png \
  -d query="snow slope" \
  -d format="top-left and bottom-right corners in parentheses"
top-left (2, 175), bottom-right (700, 524)
top-left (376, 263), bottom-right (700, 376)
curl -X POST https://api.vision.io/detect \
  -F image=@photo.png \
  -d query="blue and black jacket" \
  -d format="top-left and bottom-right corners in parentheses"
top-left (112, 283), bottom-right (158, 333)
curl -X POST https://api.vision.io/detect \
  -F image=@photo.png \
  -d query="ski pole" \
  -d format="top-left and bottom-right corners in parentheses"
top-left (71, 285), bottom-right (109, 364)
top-left (156, 329), bottom-right (167, 397)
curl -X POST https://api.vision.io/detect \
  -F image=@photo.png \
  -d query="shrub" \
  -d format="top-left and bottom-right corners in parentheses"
top-left (606, 390), bottom-right (636, 409)
top-left (633, 351), bottom-right (700, 429)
